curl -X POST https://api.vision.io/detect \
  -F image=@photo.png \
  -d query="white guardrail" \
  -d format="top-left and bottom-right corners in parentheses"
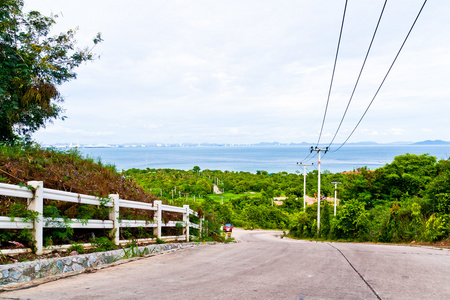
top-left (0, 181), bottom-right (201, 255)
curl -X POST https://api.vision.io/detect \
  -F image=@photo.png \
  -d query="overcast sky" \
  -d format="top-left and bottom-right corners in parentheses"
top-left (24, 0), bottom-right (449, 145)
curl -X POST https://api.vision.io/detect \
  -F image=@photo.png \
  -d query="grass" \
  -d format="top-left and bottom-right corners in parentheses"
top-left (163, 192), bottom-right (262, 207)
top-left (209, 192), bottom-right (262, 203)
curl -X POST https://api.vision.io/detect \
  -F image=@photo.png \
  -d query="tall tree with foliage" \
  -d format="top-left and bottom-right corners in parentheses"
top-left (0, 0), bottom-right (102, 143)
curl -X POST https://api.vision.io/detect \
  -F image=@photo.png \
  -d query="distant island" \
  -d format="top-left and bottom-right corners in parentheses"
top-left (42, 140), bottom-right (450, 149)
top-left (412, 140), bottom-right (450, 145)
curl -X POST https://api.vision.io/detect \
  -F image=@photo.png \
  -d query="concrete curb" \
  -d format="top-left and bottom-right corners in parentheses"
top-left (0, 241), bottom-right (215, 290)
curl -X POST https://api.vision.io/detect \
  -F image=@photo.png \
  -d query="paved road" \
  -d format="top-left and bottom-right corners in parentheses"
top-left (1, 229), bottom-right (450, 299)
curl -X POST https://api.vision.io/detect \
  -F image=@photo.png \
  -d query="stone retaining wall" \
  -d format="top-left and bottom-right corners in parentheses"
top-left (1, 242), bottom-right (214, 287)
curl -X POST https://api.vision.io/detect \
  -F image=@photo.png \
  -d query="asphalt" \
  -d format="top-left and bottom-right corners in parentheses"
top-left (1, 229), bottom-right (450, 299)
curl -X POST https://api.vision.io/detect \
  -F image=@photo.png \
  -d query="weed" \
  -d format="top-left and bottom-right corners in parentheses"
top-left (156, 238), bottom-right (166, 244)
top-left (91, 236), bottom-right (117, 252)
top-left (67, 242), bottom-right (85, 254)
top-left (122, 241), bottom-right (149, 259)
top-left (224, 237), bottom-right (236, 243)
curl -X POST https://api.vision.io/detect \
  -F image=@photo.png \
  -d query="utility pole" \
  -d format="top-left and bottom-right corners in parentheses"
top-left (310, 146), bottom-right (328, 234)
top-left (297, 162), bottom-right (313, 210)
top-left (331, 181), bottom-right (341, 216)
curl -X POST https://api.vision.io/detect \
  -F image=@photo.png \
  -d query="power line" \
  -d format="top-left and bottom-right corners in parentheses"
top-left (299, 149), bottom-right (318, 164)
top-left (299, 150), bottom-right (313, 163)
top-left (332, 0), bottom-right (428, 153)
top-left (316, 0), bottom-right (349, 147)
top-left (326, 0), bottom-right (388, 149)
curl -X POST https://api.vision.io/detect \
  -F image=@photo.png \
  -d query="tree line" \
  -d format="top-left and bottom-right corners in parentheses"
top-left (124, 153), bottom-right (450, 243)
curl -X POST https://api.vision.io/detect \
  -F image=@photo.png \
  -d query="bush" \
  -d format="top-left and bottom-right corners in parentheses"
top-left (424, 214), bottom-right (449, 242)
top-left (331, 199), bottom-right (368, 241)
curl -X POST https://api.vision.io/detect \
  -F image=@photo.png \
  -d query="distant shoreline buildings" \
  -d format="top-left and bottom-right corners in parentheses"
top-left (41, 140), bottom-right (450, 149)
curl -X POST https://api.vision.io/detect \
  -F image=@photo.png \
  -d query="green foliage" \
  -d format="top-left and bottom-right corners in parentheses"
top-left (241, 204), bottom-right (289, 229)
top-left (123, 155), bottom-right (450, 244)
top-left (424, 214), bottom-right (449, 242)
top-left (0, 144), bottom-right (159, 250)
top-left (156, 237), bottom-right (166, 244)
top-left (0, 0), bottom-right (102, 143)
top-left (2, 144), bottom-right (450, 251)
top-left (0, 228), bottom-right (35, 250)
top-left (289, 211), bottom-right (314, 238)
top-left (434, 193), bottom-right (450, 215)
top-left (3, 200), bottom-right (39, 222)
top-left (331, 199), bottom-right (368, 240)
top-left (67, 242), bottom-right (85, 254)
top-left (341, 167), bottom-right (384, 208)
top-left (122, 240), bottom-right (149, 259)
top-left (43, 201), bottom-right (74, 245)
top-left (91, 236), bottom-right (117, 252)
top-left (380, 153), bottom-right (437, 199)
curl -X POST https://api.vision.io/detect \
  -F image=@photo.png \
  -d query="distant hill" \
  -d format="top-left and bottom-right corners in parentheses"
top-left (412, 140), bottom-right (450, 145)
top-left (347, 141), bottom-right (379, 145)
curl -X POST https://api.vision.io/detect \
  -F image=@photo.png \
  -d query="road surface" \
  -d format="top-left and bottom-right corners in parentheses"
top-left (1, 229), bottom-right (450, 299)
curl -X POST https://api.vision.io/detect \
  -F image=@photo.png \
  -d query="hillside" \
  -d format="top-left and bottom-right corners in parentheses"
top-left (0, 144), bottom-right (160, 259)
top-left (0, 144), bottom-right (155, 203)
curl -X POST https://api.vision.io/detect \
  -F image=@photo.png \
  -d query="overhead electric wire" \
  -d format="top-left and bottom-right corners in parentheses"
top-left (316, 0), bottom-right (349, 147)
top-left (299, 151), bottom-right (313, 163)
top-left (332, 0), bottom-right (428, 153)
top-left (326, 0), bottom-right (388, 149)
top-left (298, 147), bottom-right (318, 164)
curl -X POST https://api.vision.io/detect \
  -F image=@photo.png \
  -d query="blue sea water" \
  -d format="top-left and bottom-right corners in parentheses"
top-left (76, 145), bottom-right (450, 174)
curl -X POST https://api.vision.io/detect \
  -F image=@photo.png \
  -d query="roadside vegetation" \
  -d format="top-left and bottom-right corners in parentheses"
top-left (0, 144), bottom-right (224, 265)
top-left (124, 152), bottom-right (450, 246)
top-left (0, 1), bottom-right (225, 265)
top-left (1, 0), bottom-right (449, 266)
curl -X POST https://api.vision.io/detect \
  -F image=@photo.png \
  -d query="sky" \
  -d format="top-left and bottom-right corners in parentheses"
top-left (23, 0), bottom-right (450, 146)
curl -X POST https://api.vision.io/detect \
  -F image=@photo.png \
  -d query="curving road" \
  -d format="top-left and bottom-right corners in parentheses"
top-left (1, 229), bottom-right (450, 299)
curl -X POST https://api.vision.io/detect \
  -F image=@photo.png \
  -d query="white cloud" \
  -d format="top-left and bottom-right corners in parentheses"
top-left (22, 0), bottom-right (450, 145)
top-left (388, 128), bottom-right (405, 136)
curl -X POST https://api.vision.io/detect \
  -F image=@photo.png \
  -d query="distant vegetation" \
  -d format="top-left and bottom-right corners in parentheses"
top-left (124, 152), bottom-right (450, 245)
top-left (1, 142), bottom-right (449, 263)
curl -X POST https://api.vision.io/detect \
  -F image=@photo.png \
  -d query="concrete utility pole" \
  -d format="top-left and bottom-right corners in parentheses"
top-left (297, 162), bottom-right (313, 210)
top-left (331, 181), bottom-right (341, 216)
top-left (310, 146), bottom-right (328, 234)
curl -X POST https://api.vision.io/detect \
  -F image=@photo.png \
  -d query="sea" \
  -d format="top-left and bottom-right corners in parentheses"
top-left (76, 145), bottom-right (450, 174)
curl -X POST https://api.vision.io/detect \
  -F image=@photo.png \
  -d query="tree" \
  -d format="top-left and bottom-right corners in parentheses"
top-left (0, 0), bottom-right (102, 143)
top-left (332, 199), bottom-right (368, 240)
top-left (381, 154), bottom-right (437, 199)
top-left (341, 167), bottom-right (384, 208)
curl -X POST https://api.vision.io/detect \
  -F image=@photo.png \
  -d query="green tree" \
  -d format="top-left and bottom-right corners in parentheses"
top-left (380, 154), bottom-right (437, 199)
top-left (0, 0), bottom-right (102, 143)
top-left (332, 199), bottom-right (368, 240)
top-left (341, 167), bottom-right (384, 208)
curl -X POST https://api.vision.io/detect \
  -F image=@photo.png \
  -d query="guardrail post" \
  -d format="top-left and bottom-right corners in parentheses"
top-left (183, 205), bottom-right (189, 242)
top-left (153, 200), bottom-right (162, 239)
top-left (28, 181), bottom-right (44, 255)
top-left (109, 194), bottom-right (120, 245)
